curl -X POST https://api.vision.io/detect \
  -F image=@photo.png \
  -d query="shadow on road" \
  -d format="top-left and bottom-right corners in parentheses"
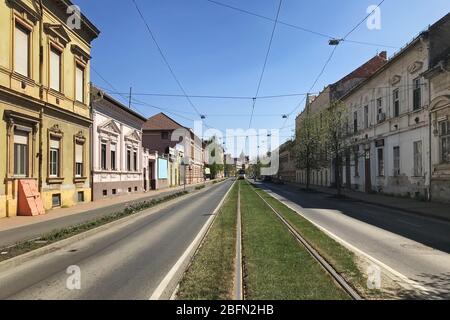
top-left (258, 183), bottom-right (450, 255)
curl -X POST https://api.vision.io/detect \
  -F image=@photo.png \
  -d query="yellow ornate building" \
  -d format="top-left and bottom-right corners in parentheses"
top-left (0, 0), bottom-right (99, 217)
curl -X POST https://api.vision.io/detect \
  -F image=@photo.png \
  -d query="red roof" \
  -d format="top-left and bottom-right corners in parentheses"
top-left (142, 112), bottom-right (186, 131)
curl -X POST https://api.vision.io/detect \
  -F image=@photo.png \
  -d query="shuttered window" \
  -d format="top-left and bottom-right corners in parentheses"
top-left (49, 138), bottom-right (60, 177)
top-left (14, 23), bottom-right (30, 77)
top-left (50, 47), bottom-right (61, 91)
top-left (75, 143), bottom-right (83, 177)
top-left (14, 130), bottom-right (29, 176)
top-left (75, 65), bottom-right (84, 102)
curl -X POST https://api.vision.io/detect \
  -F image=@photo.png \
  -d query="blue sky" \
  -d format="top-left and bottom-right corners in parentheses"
top-left (76, 0), bottom-right (449, 149)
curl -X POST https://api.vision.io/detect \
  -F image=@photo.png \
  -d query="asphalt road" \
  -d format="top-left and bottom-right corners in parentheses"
top-left (0, 180), bottom-right (234, 300)
top-left (257, 182), bottom-right (450, 299)
top-left (0, 183), bottom-right (216, 248)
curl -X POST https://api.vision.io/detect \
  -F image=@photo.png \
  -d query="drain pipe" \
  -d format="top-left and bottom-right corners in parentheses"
top-left (38, 0), bottom-right (44, 193)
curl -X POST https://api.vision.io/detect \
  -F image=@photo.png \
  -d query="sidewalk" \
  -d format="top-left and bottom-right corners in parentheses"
top-left (283, 182), bottom-right (450, 222)
top-left (0, 180), bottom-right (221, 247)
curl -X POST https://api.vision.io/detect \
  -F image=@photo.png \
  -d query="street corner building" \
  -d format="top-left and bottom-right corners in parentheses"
top-left (0, 0), bottom-right (99, 218)
top-left (142, 112), bottom-right (204, 188)
top-left (90, 85), bottom-right (149, 200)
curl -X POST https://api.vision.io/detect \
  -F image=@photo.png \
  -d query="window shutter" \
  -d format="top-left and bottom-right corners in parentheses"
top-left (76, 66), bottom-right (84, 102)
top-left (50, 48), bottom-right (61, 91)
top-left (75, 143), bottom-right (83, 163)
top-left (50, 138), bottom-right (60, 149)
top-left (14, 24), bottom-right (29, 77)
top-left (14, 130), bottom-right (29, 144)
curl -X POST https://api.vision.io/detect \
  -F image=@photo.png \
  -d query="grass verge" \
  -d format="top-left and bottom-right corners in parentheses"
top-left (0, 191), bottom-right (188, 263)
top-left (177, 182), bottom-right (238, 300)
top-left (252, 184), bottom-right (383, 299)
top-left (240, 181), bottom-right (349, 300)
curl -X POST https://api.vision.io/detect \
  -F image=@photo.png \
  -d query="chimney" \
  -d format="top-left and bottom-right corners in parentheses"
top-left (379, 51), bottom-right (387, 60)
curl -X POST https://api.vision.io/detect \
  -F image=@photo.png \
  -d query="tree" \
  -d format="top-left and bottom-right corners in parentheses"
top-left (204, 136), bottom-right (225, 179)
top-left (322, 101), bottom-right (350, 196)
top-left (294, 108), bottom-right (322, 190)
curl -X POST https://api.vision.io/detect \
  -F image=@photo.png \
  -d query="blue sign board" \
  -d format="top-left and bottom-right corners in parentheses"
top-left (158, 158), bottom-right (168, 179)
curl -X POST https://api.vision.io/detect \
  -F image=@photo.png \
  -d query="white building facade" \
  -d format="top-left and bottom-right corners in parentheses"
top-left (342, 35), bottom-right (431, 199)
top-left (91, 86), bottom-right (147, 200)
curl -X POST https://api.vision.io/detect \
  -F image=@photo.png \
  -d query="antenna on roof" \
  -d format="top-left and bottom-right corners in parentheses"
top-left (128, 87), bottom-right (132, 109)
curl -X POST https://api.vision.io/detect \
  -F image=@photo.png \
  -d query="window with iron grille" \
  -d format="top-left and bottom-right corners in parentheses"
top-left (52, 194), bottom-right (61, 207)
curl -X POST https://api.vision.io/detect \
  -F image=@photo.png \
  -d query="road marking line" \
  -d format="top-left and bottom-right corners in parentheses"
top-left (149, 180), bottom-right (236, 300)
top-left (261, 186), bottom-right (431, 294)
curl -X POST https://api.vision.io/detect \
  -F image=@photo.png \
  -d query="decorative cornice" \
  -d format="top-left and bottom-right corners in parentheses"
top-left (48, 123), bottom-right (63, 135)
top-left (44, 23), bottom-right (71, 47)
top-left (71, 44), bottom-right (91, 62)
top-left (125, 130), bottom-right (142, 143)
top-left (407, 61), bottom-right (424, 74)
top-left (75, 130), bottom-right (86, 143)
top-left (389, 75), bottom-right (402, 86)
top-left (98, 119), bottom-right (121, 135)
top-left (6, 0), bottom-right (40, 24)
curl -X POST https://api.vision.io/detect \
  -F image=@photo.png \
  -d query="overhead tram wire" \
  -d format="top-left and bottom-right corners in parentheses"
top-left (248, 0), bottom-right (283, 129)
top-left (281, 0), bottom-right (388, 129)
top-left (91, 66), bottom-right (147, 116)
top-left (89, 75), bottom-right (213, 128)
top-left (131, 0), bottom-right (204, 119)
top-left (205, 0), bottom-right (398, 49)
top-left (93, 88), bottom-right (314, 101)
top-left (98, 86), bottom-right (305, 119)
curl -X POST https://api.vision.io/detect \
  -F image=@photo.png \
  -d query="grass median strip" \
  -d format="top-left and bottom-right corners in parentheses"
top-left (177, 183), bottom-right (238, 300)
top-left (252, 184), bottom-right (383, 299)
top-left (0, 191), bottom-right (189, 263)
top-left (240, 181), bottom-right (349, 300)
